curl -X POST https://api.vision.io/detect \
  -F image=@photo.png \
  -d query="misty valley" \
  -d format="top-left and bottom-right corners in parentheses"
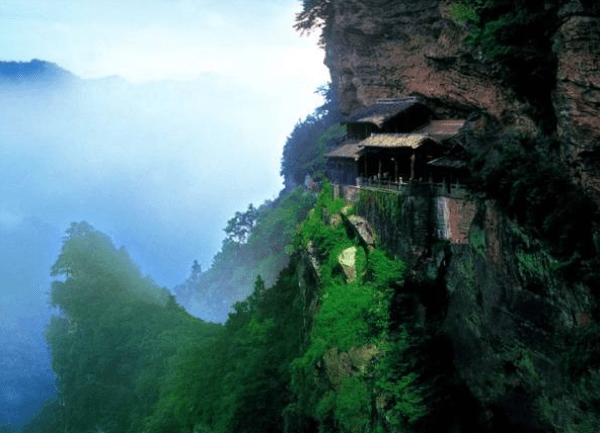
top-left (0, 56), bottom-right (353, 432)
top-left (4, 0), bottom-right (600, 432)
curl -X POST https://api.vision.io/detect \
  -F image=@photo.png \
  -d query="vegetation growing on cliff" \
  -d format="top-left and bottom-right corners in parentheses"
top-left (167, 185), bottom-right (438, 433)
top-left (294, 0), bottom-right (334, 45)
top-left (281, 83), bottom-right (343, 190)
top-left (26, 183), bottom-right (452, 433)
top-left (287, 185), bottom-right (427, 433)
top-left (450, 0), bottom-right (561, 130)
top-left (466, 127), bottom-right (599, 282)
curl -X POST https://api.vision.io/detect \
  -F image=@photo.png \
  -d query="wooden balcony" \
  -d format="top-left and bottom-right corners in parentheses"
top-left (332, 178), bottom-right (468, 201)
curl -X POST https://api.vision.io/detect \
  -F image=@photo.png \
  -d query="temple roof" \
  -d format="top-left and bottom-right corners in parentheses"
top-left (343, 97), bottom-right (423, 128)
top-left (325, 140), bottom-right (363, 160)
top-left (414, 120), bottom-right (465, 141)
top-left (326, 117), bottom-right (466, 161)
top-left (359, 133), bottom-right (430, 149)
top-left (427, 155), bottom-right (467, 169)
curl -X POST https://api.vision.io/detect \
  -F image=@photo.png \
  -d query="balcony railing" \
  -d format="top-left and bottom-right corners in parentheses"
top-left (353, 177), bottom-right (467, 198)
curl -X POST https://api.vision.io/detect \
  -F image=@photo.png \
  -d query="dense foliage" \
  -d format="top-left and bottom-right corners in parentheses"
top-left (174, 187), bottom-right (316, 322)
top-left (146, 266), bottom-right (308, 433)
top-left (23, 222), bottom-right (221, 433)
top-left (294, 0), bottom-right (334, 45)
top-left (21, 180), bottom-right (448, 433)
top-left (159, 185), bottom-right (434, 433)
top-left (285, 185), bottom-right (430, 433)
top-left (280, 83), bottom-right (343, 190)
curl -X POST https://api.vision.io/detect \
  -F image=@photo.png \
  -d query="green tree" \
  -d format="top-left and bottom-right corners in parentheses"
top-left (176, 188), bottom-right (316, 323)
top-left (294, 0), bottom-right (334, 45)
top-left (280, 83), bottom-right (342, 190)
top-left (225, 203), bottom-right (259, 244)
top-left (45, 221), bottom-right (220, 433)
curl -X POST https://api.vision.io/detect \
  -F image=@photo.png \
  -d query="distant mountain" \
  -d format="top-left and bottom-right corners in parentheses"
top-left (0, 59), bottom-right (76, 87)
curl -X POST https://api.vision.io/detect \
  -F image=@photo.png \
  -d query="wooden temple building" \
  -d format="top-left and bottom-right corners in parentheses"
top-left (326, 97), bottom-right (467, 188)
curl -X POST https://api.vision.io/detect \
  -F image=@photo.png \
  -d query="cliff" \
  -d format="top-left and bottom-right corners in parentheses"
top-left (18, 4), bottom-right (600, 432)
top-left (317, 1), bottom-right (600, 431)
top-left (325, 0), bottom-right (600, 197)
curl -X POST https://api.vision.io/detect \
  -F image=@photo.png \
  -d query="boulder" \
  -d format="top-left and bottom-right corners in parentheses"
top-left (347, 215), bottom-right (376, 247)
top-left (337, 246), bottom-right (357, 282)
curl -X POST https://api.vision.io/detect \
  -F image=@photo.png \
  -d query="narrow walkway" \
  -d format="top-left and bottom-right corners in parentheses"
top-left (333, 181), bottom-right (469, 201)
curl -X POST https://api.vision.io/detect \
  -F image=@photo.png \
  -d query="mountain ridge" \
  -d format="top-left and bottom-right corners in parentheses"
top-left (0, 59), bottom-right (76, 86)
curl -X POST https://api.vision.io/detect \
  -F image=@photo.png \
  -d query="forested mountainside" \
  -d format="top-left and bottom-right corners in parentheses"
top-left (294, 0), bottom-right (600, 431)
top-left (172, 84), bottom-right (343, 322)
top-left (14, 1), bottom-right (600, 433)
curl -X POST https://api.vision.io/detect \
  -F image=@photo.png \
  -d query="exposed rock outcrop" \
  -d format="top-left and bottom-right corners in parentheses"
top-left (326, 0), bottom-right (600, 199)
top-left (322, 1), bottom-right (600, 431)
top-left (337, 246), bottom-right (357, 282)
top-left (346, 214), bottom-right (375, 248)
top-left (326, 0), bottom-right (531, 127)
top-left (554, 12), bottom-right (600, 197)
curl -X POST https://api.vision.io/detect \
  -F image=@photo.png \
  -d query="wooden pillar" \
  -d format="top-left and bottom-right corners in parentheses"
top-left (410, 151), bottom-right (416, 181)
top-left (378, 158), bottom-right (382, 180)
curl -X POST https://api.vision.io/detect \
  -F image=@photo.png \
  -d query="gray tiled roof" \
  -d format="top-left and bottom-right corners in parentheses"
top-left (343, 97), bottom-right (421, 128)
top-left (414, 120), bottom-right (465, 141)
top-left (427, 155), bottom-right (467, 168)
top-left (325, 140), bottom-right (363, 160)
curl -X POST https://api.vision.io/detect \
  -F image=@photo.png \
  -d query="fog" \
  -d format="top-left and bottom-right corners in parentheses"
top-left (0, 218), bottom-right (57, 425)
top-left (1, 69), bottom-right (321, 286)
top-left (0, 63), bottom-right (326, 426)
top-left (0, 0), bottom-right (329, 425)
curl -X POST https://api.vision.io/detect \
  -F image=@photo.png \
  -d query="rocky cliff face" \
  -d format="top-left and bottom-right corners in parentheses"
top-left (322, 1), bottom-right (600, 431)
top-left (554, 10), bottom-right (600, 193)
top-left (326, 0), bottom-right (600, 198)
top-left (326, 1), bottom-right (519, 118)
top-left (348, 175), bottom-right (600, 432)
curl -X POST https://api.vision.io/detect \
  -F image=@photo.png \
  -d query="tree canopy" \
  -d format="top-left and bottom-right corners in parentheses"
top-left (224, 203), bottom-right (259, 244)
top-left (294, 0), bottom-right (334, 45)
top-left (280, 83), bottom-right (343, 190)
top-left (40, 221), bottom-right (220, 433)
top-left (49, 222), bottom-right (170, 321)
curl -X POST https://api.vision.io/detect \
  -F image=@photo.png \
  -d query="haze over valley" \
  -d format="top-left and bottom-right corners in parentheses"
top-left (0, 1), bottom-right (329, 426)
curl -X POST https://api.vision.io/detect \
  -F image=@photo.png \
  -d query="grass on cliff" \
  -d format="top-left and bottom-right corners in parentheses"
top-left (289, 184), bottom-right (425, 433)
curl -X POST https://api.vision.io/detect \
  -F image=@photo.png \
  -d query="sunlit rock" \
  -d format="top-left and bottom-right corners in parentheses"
top-left (347, 215), bottom-right (375, 247)
top-left (337, 246), bottom-right (357, 282)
